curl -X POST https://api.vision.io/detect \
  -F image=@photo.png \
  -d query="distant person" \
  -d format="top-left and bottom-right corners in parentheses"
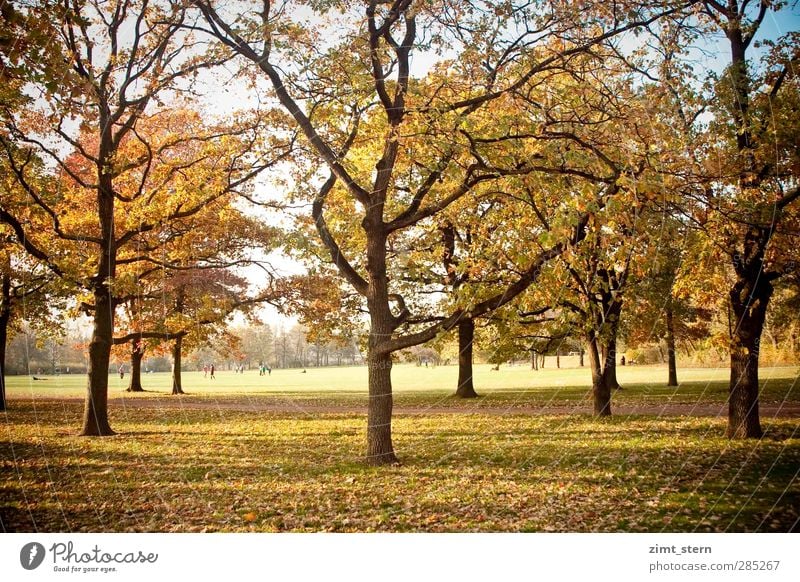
top-left (203, 364), bottom-right (208, 377)
top-left (210, 364), bottom-right (215, 379)
top-left (118, 365), bottom-right (124, 379)
top-left (267, 365), bottom-right (271, 376)
top-left (620, 355), bottom-right (626, 366)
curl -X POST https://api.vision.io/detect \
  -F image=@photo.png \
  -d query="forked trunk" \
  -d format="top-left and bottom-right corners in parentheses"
top-left (171, 336), bottom-right (185, 395)
top-left (455, 318), bottom-right (478, 398)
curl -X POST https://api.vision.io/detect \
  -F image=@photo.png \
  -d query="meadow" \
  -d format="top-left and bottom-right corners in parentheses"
top-left (2, 364), bottom-right (798, 532)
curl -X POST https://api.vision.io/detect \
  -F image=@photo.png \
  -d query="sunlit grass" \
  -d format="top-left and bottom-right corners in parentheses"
top-left (3, 365), bottom-right (798, 532)
top-left (6, 364), bottom-right (799, 408)
top-left (1, 399), bottom-right (798, 532)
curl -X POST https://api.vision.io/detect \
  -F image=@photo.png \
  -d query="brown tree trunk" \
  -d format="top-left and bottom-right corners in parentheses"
top-left (588, 337), bottom-right (611, 416)
top-left (81, 285), bottom-right (115, 436)
top-left (579, 347), bottom-right (584, 367)
top-left (127, 341), bottom-right (144, 392)
top-left (366, 347), bottom-right (397, 465)
top-left (666, 305), bottom-right (678, 387)
top-left (603, 336), bottom-right (621, 391)
top-left (602, 293), bottom-right (624, 391)
top-left (728, 341), bottom-right (761, 438)
top-left (81, 148), bottom-right (116, 436)
top-left (723, 15), bottom-right (769, 439)
top-left (455, 318), bottom-right (478, 398)
top-left (0, 276), bottom-right (9, 411)
top-left (556, 350), bottom-right (560, 369)
top-left (171, 336), bottom-right (185, 395)
top-left (531, 350), bottom-right (538, 370)
top-left (727, 271), bottom-right (771, 439)
top-left (364, 220), bottom-right (398, 465)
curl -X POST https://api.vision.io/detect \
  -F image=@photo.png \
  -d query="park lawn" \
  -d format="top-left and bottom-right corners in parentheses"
top-left (5, 364), bottom-right (799, 408)
top-left (1, 398), bottom-right (798, 532)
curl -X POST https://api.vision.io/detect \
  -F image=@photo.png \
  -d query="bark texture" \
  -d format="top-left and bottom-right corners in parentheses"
top-left (455, 318), bottom-right (479, 398)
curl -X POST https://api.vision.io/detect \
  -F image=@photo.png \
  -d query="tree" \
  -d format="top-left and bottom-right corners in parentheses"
top-left (0, 239), bottom-right (63, 409)
top-left (622, 215), bottom-right (714, 386)
top-left (647, 2), bottom-right (800, 437)
top-left (234, 323), bottom-right (275, 369)
top-left (0, 0), bottom-right (290, 434)
top-left (702, 1), bottom-right (799, 438)
top-left (192, 0), bottom-right (687, 463)
top-left (1, 1), bottom-right (69, 410)
top-left (114, 264), bottom-right (275, 393)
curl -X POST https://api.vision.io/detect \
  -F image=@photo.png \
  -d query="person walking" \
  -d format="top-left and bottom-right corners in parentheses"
top-left (210, 364), bottom-right (215, 380)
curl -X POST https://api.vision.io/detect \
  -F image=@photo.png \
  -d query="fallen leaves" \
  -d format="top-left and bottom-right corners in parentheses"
top-left (1, 399), bottom-right (798, 533)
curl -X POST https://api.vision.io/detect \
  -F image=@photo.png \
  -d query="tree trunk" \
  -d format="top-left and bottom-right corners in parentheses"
top-left (556, 350), bottom-right (560, 369)
top-left (722, 13), bottom-right (769, 440)
top-left (728, 341), bottom-right (761, 438)
top-left (588, 337), bottom-right (611, 416)
top-left (127, 341), bottom-right (144, 392)
top-left (666, 305), bottom-right (678, 387)
top-left (579, 347), bottom-right (584, 367)
top-left (727, 272), bottom-right (771, 439)
top-left (363, 212), bottom-right (399, 466)
top-left (81, 286), bottom-right (115, 436)
top-left (80, 105), bottom-right (118, 437)
top-left (171, 336), bottom-right (185, 395)
top-left (0, 278), bottom-right (9, 411)
top-left (531, 350), bottom-right (537, 370)
top-left (603, 336), bottom-right (621, 391)
top-left (455, 318), bottom-right (478, 398)
top-left (366, 347), bottom-right (397, 465)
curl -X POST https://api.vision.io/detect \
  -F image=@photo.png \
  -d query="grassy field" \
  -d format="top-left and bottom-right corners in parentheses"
top-left (2, 364), bottom-right (799, 532)
top-left (5, 363), bottom-right (799, 407)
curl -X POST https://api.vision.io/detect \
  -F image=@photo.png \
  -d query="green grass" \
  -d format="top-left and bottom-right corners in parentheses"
top-left (7, 363), bottom-right (799, 407)
top-left (1, 400), bottom-right (798, 532)
top-left (2, 365), bottom-right (799, 532)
